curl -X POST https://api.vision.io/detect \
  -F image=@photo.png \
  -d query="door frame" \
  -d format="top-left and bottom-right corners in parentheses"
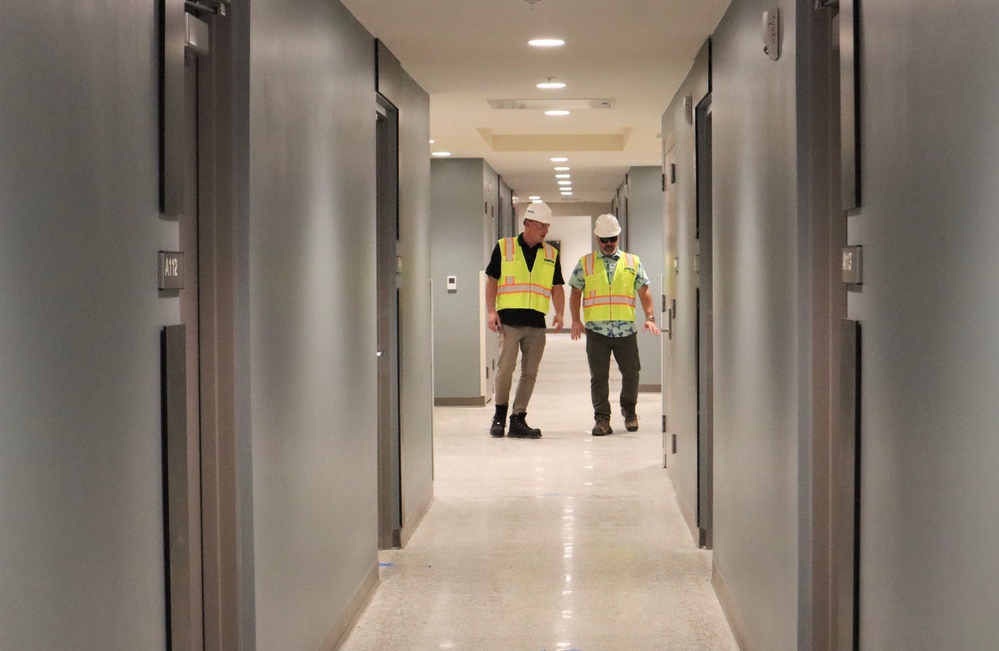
top-left (164, 2), bottom-right (245, 648)
top-left (802, 2), bottom-right (853, 648)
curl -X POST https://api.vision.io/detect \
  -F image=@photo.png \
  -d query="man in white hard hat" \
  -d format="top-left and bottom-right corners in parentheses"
top-left (484, 201), bottom-right (565, 439)
top-left (569, 213), bottom-right (660, 436)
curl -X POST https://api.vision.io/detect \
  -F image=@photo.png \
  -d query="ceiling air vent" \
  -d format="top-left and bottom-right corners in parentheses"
top-left (487, 99), bottom-right (615, 110)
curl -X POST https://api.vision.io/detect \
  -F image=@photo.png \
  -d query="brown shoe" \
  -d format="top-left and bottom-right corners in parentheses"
top-left (624, 413), bottom-right (639, 432)
top-left (592, 418), bottom-right (613, 436)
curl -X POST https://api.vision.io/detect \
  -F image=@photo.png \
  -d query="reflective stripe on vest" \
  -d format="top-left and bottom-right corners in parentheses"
top-left (495, 238), bottom-right (557, 313)
top-left (580, 252), bottom-right (639, 322)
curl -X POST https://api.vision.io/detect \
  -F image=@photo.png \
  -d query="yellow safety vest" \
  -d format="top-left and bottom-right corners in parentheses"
top-left (580, 252), bottom-right (639, 322)
top-left (495, 237), bottom-right (557, 314)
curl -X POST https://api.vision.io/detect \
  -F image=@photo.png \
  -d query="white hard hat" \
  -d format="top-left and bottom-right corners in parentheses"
top-left (524, 201), bottom-right (553, 225)
top-left (593, 213), bottom-right (621, 238)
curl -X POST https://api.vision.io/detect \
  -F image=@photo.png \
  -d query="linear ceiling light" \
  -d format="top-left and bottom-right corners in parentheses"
top-left (537, 78), bottom-right (566, 89)
top-left (431, 151), bottom-right (451, 157)
top-left (555, 174), bottom-right (571, 178)
top-left (557, 180), bottom-right (572, 185)
top-left (551, 157), bottom-right (568, 162)
top-left (545, 110), bottom-right (570, 116)
top-left (554, 166), bottom-right (570, 171)
top-left (529, 38), bottom-right (565, 47)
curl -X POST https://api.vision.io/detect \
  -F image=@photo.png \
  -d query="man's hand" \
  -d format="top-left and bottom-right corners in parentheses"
top-left (487, 311), bottom-right (500, 333)
top-left (643, 319), bottom-right (661, 336)
top-left (552, 314), bottom-right (565, 333)
top-left (570, 321), bottom-right (585, 341)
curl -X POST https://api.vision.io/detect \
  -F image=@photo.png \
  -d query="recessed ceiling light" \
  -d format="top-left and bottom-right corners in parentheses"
top-left (545, 110), bottom-right (570, 116)
top-left (537, 80), bottom-right (567, 90)
top-left (531, 198), bottom-right (544, 203)
top-left (429, 139), bottom-right (435, 144)
top-left (551, 157), bottom-right (568, 162)
top-left (555, 174), bottom-right (571, 179)
top-left (529, 38), bottom-right (565, 47)
top-left (557, 180), bottom-right (572, 185)
top-left (554, 166), bottom-right (570, 171)
top-left (561, 191), bottom-right (573, 196)
top-left (529, 195), bottom-right (541, 200)
top-left (431, 151), bottom-right (451, 157)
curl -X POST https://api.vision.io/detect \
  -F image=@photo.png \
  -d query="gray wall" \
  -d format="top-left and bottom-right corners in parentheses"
top-left (0, 2), bottom-right (176, 648)
top-left (430, 158), bottom-right (497, 402)
top-left (710, 0), bottom-right (800, 648)
top-left (376, 43), bottom-right (436, 538)
top-left (249, 1), bottom-right (379, 648)
top-left (623, 167), bottom-right (665, 390)
top-left (851, 2), bottom-right (999, 648)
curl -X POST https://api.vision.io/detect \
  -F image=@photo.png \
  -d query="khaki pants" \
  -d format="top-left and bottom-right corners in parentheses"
top-left (494, 325), bottom-right (547, 414)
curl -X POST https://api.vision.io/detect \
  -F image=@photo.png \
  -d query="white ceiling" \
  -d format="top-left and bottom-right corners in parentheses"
top-left (340, 0), bottom-right (731, 204)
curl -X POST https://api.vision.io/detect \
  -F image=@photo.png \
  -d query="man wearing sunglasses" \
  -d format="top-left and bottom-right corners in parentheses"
top-left (569, 213), bottom-right (660, 436)
top-left (485, 201), bottom-right (565, 439)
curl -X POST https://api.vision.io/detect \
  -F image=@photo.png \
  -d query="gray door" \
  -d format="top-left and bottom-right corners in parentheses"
top-left (164, 7), bottom-right (241, 648)
top-left (483, 180), bottom-right (498, 398)
top-left (799, 3), bottom-right (856, 647)
top-left (165, 42), bottom-right (206, 651)
top-left (376, 102), bottom-right (403, 548)
top-left (830, 3), bottom-right (859, 648)
top-left (662, 145), bottom-right (677, 470)
top-left (695, 97), bottom-right (714, 549)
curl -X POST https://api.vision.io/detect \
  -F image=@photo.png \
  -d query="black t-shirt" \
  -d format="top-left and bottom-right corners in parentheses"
top-left (486, 235), bottom-right (565, 328)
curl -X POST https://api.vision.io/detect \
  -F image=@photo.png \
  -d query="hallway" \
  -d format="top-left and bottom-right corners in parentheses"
top-left (340, 333), bottom-right (738, 650)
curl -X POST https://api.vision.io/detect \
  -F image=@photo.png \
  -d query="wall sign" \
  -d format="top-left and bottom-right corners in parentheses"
top-left (159, 251), bottom-right (185, 290)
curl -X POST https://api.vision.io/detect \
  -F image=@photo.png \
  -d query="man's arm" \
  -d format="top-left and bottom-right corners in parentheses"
top-left (550, 285), bottom-right (565, 333)
top-left (569, 286), bottom-right (585, 340)
top-left (486, 276), bottom-right (500, 332)
top-left (637, 285), bottom-right (660, 336)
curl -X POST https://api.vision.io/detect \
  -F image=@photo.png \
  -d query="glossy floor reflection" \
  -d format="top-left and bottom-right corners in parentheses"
top-left (340, 332), bottom-right (738, 651)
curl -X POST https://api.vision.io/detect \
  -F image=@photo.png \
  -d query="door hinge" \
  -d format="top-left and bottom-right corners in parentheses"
top-left (671, 433), bottom-right (677, 454)
top-left (670, 163), bottom-right (677, 184)
top-left (185, 0), bottom-right (229, 16)
top-left (662, 414), bottom-right (667, 433)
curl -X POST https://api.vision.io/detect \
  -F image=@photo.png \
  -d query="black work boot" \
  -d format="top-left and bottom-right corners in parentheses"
top-left (508, 412), bottom-right (542, 439)
top-left (489, 404), bottom-right (509, 437)
top-left (622, 409), bottom-right (639, 432)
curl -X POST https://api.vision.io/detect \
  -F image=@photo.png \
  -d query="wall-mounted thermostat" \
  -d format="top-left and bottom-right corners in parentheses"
top-left (446, 275), bottom-right (457, 292)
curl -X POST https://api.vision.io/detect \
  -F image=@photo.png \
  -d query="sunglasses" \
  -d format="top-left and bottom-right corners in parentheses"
top-left (598, 236), bottom-right (618, 244)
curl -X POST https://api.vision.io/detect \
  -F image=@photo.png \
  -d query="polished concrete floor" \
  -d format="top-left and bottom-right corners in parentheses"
top-left (340, 332), bottom-right (738, 651)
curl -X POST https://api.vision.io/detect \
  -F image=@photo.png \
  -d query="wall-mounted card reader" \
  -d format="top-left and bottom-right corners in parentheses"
top-left (446, 275), bottom-right (457, 292)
